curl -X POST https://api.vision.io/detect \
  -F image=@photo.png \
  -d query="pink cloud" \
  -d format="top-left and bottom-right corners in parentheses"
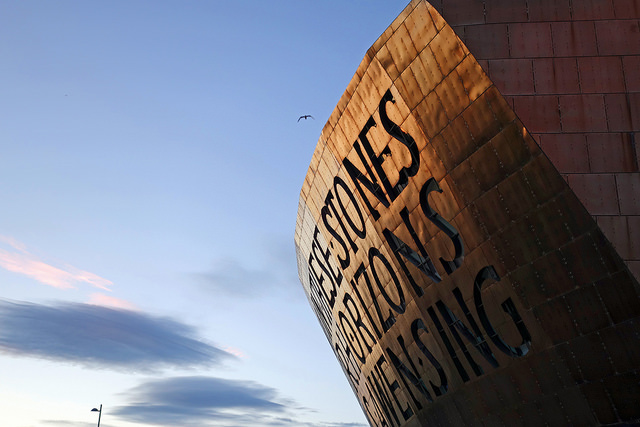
top-left (0, 235), bottom-right (29, 253)
top-left (0, 236), bottom-right (113, 291)
top-left (222, 346), bottom-right (247, 359)
top-left (88, 293), bottom-right (137, 310)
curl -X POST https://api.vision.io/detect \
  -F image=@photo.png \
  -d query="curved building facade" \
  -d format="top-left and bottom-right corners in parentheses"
top-left (294, 1), bottom-right (640, 425)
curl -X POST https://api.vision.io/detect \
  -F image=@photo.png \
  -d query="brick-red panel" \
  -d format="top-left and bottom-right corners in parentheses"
top-left (595, 20), bottom-right (640, 55)
top-left (605, 94), bottom-right (634, 132)
top-left (622, 56), bottom-right (640, 92)
top-left (559, 94), bottom-right (608, 132)
top-left (462, 24), bottom-right (510, 59)
top-left (629, 92), bottom-right (640, 128)
top-left (485, 0), bottom-right (527, 23)
top-left (578, 56), bottom-right (626, 93)
top-left (587, 133), bottom-right (638, 172)
top-left (514, 95), bottom-right (561, 133)
top-left (487, 59), bottom-right (534, 94)
top-left (440, 0), bottom-right (484, 26)
top-left (567, 174), bottom-right (620, 215)
top-left (509, 23), bottom-right (554, 58)
top-left (572, 0), bottom-right (616, 20)
top-left (551, 22), bottom-right (598, 57)
top-left (613, 0), bottom-right (640, 18)
top-left (616, 173), bottom-right (640, 214)
top-left (598, 216), bottom-right (640, 259)
top-left (528, 0), bottom-right (572, 22)
top-left (539, 133), bottom-right (590, 173)
top-left (533, 58), bottom-right (580, 94)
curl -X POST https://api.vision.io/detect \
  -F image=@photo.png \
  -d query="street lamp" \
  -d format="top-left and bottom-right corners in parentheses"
top-left (91, 404), bottom-right (102, 427)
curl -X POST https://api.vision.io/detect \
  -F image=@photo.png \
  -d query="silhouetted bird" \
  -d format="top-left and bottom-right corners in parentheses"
top-left (298, 115), bottom-right (314, 122)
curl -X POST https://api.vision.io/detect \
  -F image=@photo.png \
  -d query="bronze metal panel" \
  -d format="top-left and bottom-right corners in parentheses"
top-left (295, 1), bottom-right (640, 425)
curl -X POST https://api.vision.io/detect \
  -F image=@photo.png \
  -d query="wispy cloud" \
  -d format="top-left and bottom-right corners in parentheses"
top-left (196, 235), bottom-right (303, 299)
top-left (88, 292), bottom-right (137, 310)
top-left (0, 235), bottom-right (29, 253)
top-left (113, 376), bottom-right (366, 427)
top-left (197, 258), bottom-right (276, 298)
top-left (0, 300), bottom-right (233, 371)
top-left (222, 346), bottom-right (247, 359)
top-left (0, 235), bottom-right (112, 290)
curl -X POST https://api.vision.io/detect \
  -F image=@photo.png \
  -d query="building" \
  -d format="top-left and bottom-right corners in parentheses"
top-left (294, 1), bottom-right (640, 425)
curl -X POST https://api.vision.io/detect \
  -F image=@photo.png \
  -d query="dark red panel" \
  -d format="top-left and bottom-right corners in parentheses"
top-left (533, 58), bottom-right (580, 94)
top-left (513, 95), bottom-right (561, 132)
top-left (595, 19), bottom-right (640, 55)
top-left (558, 94), bottom-right (607, 132)
top-left (463, 24), bottom-right (510, 59)
top-left (487, 59), bottom-right (534, 95)
top-left (567, 173), bottom-right (620, 215)
top-left (509, 23), bottom-right (554, 58)
top-left (578, 56), bottom-right (626, 93)
top-left (551, 21), bottom-right (599, 57)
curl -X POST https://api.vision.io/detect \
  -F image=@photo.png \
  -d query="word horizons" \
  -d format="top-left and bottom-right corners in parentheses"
top-left (303, 89), bottom-right (533, 426)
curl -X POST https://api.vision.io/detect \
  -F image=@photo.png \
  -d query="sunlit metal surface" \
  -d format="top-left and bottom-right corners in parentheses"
top-left (295, 1), bottom-right (640, 425)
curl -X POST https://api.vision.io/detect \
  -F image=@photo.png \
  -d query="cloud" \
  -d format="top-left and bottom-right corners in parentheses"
top-left (113, 376), bottom-right (367, 427)
top-left (222, 346), bottom-right (247, 359)
top-left (0, 300), bottom-right (233, 371)
top-left (0, 235), bottom-right (112, 290)
top-left (114, 376), bottom-right (286, 426)
top-left (42, 422), bottom-right (103, 427)
top-left (0, 235), bottom-right (29, 253)
top-left (88, 292), bottom-right (137, 310)
top-left (196, 235), bottom-right (302, 299)
top-left (196, 258), bottom-right (276, 298)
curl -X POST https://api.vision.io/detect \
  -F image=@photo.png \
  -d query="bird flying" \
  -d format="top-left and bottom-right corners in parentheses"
top-left (298, 115), bottom-right (314, 122)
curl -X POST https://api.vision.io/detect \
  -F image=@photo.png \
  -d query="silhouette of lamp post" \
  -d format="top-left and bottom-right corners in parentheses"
top-left (91, 404), bottom-right (102, 427)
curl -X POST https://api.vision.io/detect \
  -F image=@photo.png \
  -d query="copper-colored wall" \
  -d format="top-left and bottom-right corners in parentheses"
top-left (431, 0), bottom-right (640, 281)
top-left (295, 1), bottom-right (640, 426)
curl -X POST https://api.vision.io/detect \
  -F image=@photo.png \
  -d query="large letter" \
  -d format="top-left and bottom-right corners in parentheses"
top-left (334, 328), bottom-right (361, 387)
top-left (411, 318), bottom-right (448, 397)
top-left (378, 89), bottom-right (420, 197)
top-left (343, 118), bottom-right (389, 220)
top-left (427, 306), bottom-right (471, 382)
top-left (333, 176), bottom-right (367, 240)
top-left (338, 292), bottom-right (377, 364)
top-left (308, 246), bottom-right (336, 309)
top-left (369, 247), bottom-right (406, 316)
top-left (436, 288), bottom-right (500, 377)
top-left (364, 377), bottom-right (394, 427)
top-left (419, 178), bottom-right (464, 274)
top-left (321, 203), bottom-right (351, 270)
top-left (307, 265), bottom-right (333, 337)
top-left (473, 266), bottom-right (532, 357)
top-left (350, 263), bottom-right (384, 339)
top-left (386, 335), bottom-right (433, 408)
top-left (383, 207), bottom-right (443, 289)
top-left (312, 227), bottom-right (343, 290)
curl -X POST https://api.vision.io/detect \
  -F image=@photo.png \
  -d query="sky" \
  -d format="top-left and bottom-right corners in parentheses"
top-left (0, 1), bottom-right (409, 426)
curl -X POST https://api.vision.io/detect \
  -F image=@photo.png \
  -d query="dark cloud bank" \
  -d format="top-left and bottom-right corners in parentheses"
top-left (0, 297), bottom-right (368, 426)
top-left (0, 299), bottom-right (232, 370)
top-left (113, 376), bottom-right (367, 427)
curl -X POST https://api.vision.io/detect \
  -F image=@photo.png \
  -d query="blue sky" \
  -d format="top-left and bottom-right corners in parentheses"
top-left (0, 1), bottom-right (408, 426)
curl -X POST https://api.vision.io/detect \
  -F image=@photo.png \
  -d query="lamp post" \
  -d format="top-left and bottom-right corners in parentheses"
top-left (91, 404), bottom-right (102, 427)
